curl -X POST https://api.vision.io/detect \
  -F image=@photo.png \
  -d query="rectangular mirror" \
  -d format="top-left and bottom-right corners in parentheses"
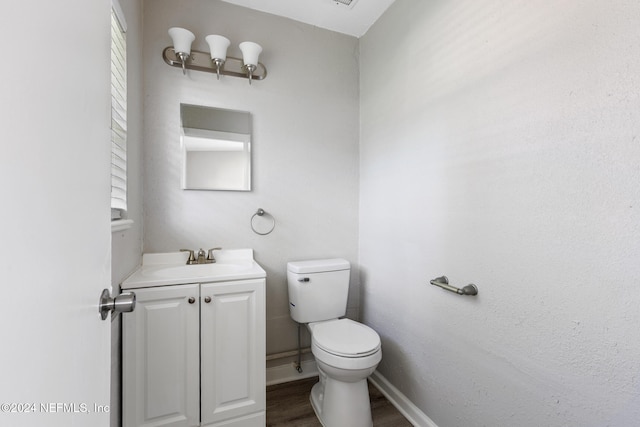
top-left (180, 104), bottom-right (251, 191)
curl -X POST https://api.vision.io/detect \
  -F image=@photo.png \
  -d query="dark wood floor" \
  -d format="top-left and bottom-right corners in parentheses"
top-left (266, 377), bottom-right (412, 427)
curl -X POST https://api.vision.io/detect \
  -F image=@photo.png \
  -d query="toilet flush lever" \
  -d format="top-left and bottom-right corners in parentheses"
top-left (298, 277), bottom-right (310, 283)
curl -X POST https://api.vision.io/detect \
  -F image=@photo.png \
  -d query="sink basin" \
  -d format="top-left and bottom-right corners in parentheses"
top-left (142, 263), bottom-right (249, 279)
top-left (121, 249), bottom-right (266, 289)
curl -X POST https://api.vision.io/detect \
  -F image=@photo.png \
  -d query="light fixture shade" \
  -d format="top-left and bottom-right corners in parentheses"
top-left (168, 27), bottom-right (195, 54)
top-left (239, 41), bottom-right (262, 66)
top-left (205, 35), bottom-right (231, 61)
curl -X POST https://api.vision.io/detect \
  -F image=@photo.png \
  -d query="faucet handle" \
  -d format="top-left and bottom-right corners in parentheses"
top-left (207, 247), bottom-right (222, 262)
top-left (180, 249), bottom-right (196, 264)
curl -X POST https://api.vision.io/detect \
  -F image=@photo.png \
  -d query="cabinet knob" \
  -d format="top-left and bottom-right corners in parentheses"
top-left (204, 296), bottom-right (212, 303)
top-left (188, 297), bottom-right (196, 304)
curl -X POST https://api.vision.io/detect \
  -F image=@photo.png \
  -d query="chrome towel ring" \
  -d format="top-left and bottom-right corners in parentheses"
top-left (251, 208), bottom-right (275, 235)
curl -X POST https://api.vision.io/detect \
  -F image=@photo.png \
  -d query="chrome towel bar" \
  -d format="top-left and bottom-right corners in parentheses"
top-left (430, 276), bottom-right (478, 296)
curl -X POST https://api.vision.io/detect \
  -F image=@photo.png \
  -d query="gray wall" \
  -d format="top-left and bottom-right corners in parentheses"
top-left (142, 0), bottom-right (360, 354)
top-left (359, 1), bottom-right (640, 426)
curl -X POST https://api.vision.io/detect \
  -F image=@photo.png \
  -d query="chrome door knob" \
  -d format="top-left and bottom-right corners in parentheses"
top-left (99, 289), bottom-right (136, 320)
top-left (188, 297), bottom-right (196, 304)
top-left (204, 296), bottom-right (212, 303)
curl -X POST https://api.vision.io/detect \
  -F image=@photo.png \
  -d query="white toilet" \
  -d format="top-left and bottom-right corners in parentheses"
top-left (287, 258), bottom-right (382, 427)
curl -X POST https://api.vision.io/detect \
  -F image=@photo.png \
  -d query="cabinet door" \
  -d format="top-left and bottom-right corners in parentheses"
top-left (123, 284), bottom-right (200, 427)
top-left (201, 279), bottom-right (266, 426)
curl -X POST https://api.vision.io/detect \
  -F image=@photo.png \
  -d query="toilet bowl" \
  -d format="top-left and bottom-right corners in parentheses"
top-left (287, 259), bottom-right (382, 427)
top-left (308, 318), bottom-right (381, 427)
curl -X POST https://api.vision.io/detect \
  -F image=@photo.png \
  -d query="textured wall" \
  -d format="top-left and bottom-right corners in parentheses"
top-left (143, 0), bottom-right (360, 354)
top-left (359, 1), bottom-right (640, 426)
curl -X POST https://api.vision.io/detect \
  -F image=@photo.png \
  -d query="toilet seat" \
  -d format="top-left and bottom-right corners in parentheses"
top-left (312, 319), bottom-right (381, 358)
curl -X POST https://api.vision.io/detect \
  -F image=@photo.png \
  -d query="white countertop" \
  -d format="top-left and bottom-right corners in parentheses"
top-left (121, 249), bottom-right (266, 289)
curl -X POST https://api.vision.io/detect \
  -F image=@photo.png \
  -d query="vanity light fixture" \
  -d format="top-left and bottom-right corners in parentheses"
top-left (239, 42), bottom-right (262, 85)
top-left (168, 27), bottom-right (195, 75)
top-left (205, 35), bottom-right (230, 80)
top-left (163, 28), bottom-right (267, 84)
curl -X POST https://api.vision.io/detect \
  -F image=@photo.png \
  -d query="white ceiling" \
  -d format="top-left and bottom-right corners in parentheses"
top-left (220, 0), bottom-right (396, 38)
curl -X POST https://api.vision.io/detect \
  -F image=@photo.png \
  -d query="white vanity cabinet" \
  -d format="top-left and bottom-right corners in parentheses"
top-left (122, 250), bottom-right (266, 427)
top-left (200, 280), bottom-right (265, 426)
top-left (123, 284), bottom-right (201, 427)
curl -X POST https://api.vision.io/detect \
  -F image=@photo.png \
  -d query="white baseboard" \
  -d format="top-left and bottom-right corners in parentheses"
top-left (369, 371), bottom-right (438, 427)
top-left (266, 359), bottom-right (319, 386)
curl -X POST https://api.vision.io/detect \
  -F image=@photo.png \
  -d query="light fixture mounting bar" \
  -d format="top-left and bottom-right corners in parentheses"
top-left (162, 47), bottom-right (267, 80)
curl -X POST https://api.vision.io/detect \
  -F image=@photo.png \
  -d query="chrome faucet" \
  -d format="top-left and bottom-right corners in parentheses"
top-left (180, 248), bottom-right (222, 264)
top-left (180, 249), bottom-right (197, 265)
top-left (197, 248), bottom-right (207, 264)
top-left (206, 247), bottom-right (222, 263)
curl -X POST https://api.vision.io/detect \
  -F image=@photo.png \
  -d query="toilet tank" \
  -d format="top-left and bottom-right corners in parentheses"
top-left (287, 259), bottom-right (350, 324)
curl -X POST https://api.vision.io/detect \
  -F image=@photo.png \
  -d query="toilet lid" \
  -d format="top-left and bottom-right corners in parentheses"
top-left (312, 319), bottom-right (380, 358)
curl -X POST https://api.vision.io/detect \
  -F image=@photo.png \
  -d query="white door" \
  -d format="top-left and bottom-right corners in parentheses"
top-left (123, 284), bottom-right (200, 427)
top-left (201, 279), bottom-right (266, 426)
top-left (0, 1), bottom-right (113, 426)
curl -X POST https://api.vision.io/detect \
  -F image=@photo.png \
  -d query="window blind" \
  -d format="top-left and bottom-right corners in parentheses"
top-left (111, 6), bottom-right (127, 215)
